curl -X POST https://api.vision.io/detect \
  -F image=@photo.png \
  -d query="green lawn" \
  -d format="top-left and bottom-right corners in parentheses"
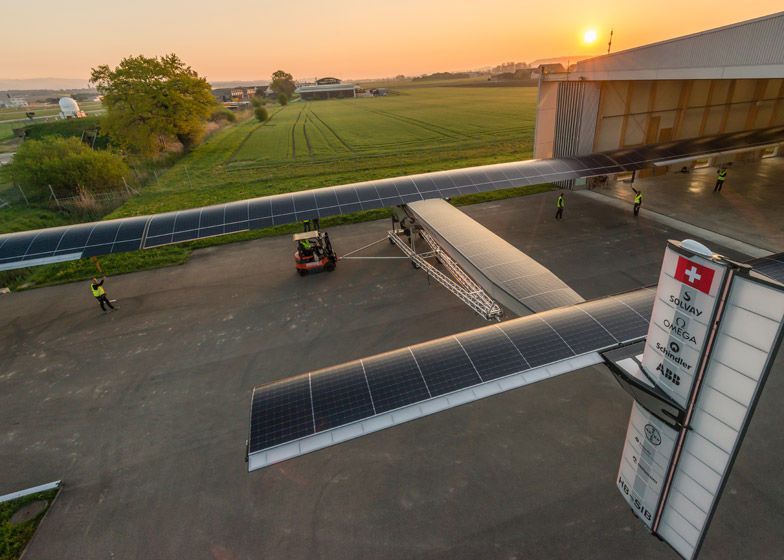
top-left (110, 87), bottom-right (538, 218)
top-left (0, 488), bottom-right (58, 560)
top-left (2, 86), bottom-right (549, 289)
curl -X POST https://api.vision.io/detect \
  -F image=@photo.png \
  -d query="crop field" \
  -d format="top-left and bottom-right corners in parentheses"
top-left (112, 86), bottom-right (539, 217)
top-left (230, 88), bottom-right (536, 164)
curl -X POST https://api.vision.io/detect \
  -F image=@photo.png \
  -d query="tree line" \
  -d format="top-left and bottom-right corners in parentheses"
top-left (8, 55), bottom-right (297, 203)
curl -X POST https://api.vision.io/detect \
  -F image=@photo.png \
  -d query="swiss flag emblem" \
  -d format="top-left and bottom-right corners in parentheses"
top-left (674, 256), bottom-right (715, 294)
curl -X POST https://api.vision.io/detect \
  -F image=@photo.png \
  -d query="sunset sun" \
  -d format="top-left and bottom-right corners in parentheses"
top-left (583, 28), bottom-right (598, 44)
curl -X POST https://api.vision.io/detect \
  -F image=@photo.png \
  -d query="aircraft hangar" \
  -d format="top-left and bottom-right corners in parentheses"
top-left (534, 12), bottom-right (784, 178)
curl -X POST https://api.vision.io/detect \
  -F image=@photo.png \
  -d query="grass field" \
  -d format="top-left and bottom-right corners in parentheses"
top-left (2, 86), bottom-right (549, 289)
top-left (111, 87), bottom-right (538, 217)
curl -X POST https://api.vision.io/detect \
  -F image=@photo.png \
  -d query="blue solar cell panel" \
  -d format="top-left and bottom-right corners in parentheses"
top-left (172, 210), bottom-right (201, 243)
top-left (362, 349), bottom-right (431, 414)
top-left (0, 234), bottom-right (35, 263)
top-left (54, 226), bottom-right (94, 255)
top-left (82, 222), bottom-right (121, 257)
top-left (541, 307), bottom-right (617, 354)
top-left (110, 218), bottom-right (147, 253)
top-left (250, 375), bottom-right (314, 451)
top-left (198, 206), bottom-right (226, 238)
top-left (224, 201), bottom-right (249, 234)
top-left (311, 362), bottom-right (375, 432)
top-left (410, 338), bottom-right (481, 395)
top-left (22, 230), bottom-right (66, 261)
top-left (270, 195), bottom-right (295, 223)
top-left (500, 316), bottom-right (575, 367)
top-left (747, 252), bottom-right (784, 284)
top-left (248, 199), bottom-right (272, 230)
top-left (455, 327), bottom-right (530, 381)
top-left (313, 189), bottom-right (340, 211)
top-left (144, 214), bottom-right (177, 247)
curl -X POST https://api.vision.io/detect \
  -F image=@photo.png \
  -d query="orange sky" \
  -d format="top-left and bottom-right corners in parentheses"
top-left (2, 2), bottom-right (782, 82)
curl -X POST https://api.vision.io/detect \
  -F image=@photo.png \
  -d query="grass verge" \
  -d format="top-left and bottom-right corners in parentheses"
top-left (0, 488), bottom-right (58, 560)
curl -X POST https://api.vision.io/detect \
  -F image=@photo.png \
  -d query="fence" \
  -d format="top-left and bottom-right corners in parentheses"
top-left (0, 179), bottom-right (140, 212)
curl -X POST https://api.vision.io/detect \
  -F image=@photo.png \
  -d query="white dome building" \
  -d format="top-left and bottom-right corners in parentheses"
top-left (59, 97), bottom-right (86, 119)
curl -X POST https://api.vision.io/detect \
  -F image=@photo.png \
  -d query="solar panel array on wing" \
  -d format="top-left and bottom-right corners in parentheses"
top-left (248, 288), bottom-right (655, 456)
top-left (747, 251), bottom-right (784, 284)
top-left (249, 374), bottom-right (313, 450)
top-left (311, 362), bottom-right (374, 431)
top-left (3, 126), bottom-right (782, 271)
top-left (362, 349), bottom-right (431, 413)
top-left (407, 198), bottom-right (584, 314)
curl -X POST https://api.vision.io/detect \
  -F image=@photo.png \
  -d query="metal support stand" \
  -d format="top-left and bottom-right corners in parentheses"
top-left (388, 229), bottom-right (502, 321)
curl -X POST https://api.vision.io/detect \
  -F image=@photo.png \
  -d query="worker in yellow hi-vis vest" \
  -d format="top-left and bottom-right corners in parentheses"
top-left (555, 192), bottom-right (565, 220)
top-left (714, 165), bottom-right (728, 192)
top-left (632, 187), bottom-right (643, 216)
top-left (90, 277), bottom-right (116, 312)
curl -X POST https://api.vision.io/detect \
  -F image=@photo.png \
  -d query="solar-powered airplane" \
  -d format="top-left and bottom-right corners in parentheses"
top-left (2, 125), bottom-right (784, 559)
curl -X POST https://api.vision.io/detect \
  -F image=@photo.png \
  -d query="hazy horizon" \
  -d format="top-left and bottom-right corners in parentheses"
top-left (2, 2), bottom-right (781, 83)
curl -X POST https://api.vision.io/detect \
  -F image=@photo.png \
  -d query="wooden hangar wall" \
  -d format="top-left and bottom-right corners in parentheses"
top-left (534, 77), bottom-right (784, 161)
top-left (591, 78), bottom-right (784, 152)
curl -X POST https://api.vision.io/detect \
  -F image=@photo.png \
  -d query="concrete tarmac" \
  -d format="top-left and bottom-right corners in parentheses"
top-left (1, 192), bottom-right (782, 559)
top-left (596, 157), bottom-right (784, 252)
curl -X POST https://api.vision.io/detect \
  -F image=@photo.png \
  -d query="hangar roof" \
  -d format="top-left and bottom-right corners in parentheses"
top-left (547, 11), bottom-right (784, 82)
top-left (296, 83), bottom-right (356, 93)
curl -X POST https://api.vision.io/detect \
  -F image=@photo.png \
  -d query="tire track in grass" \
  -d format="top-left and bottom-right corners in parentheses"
top-left (372, 108), bottom-right (469, 140)
top-left (305, 110), bottom-right (346, 157)
top-left (290, 104), bottom-right (305, 159)
top-left (228, 106), bottom-right (287, 163)
top-left (355, 104), bottom-right (471, 141)
top-left (302, 105), bottom-right (313, 157)
top-left (307, 107), bottom-right (355, 153)
top-left (305, 109), bottom-right (348, 156)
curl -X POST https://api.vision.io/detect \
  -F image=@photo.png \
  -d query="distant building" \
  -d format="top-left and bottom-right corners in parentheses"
top-left (296, 77), bottom-right (357, 100)
top-left (59, 97), bottom-right (86, 119)
top-left (1, 96), bottom-right (28, 108)
top-left (222, 102), bottom-right (250, 112)
top-left (531, 64), bottom-right (566, 79)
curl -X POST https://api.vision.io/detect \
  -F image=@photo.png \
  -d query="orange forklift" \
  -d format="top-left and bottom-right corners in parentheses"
top-left (293, 230), bottom-right (337, 275)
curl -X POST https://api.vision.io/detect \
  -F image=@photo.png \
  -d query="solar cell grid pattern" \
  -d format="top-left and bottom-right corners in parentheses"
top-left (2, 126), bottom-right (782, 271)
top-left (746, 251), bottom-right (784, 284)
top-left (407, 198), bottom-right (584, 314)
top-left (248, 288), bottom-right (656, 454)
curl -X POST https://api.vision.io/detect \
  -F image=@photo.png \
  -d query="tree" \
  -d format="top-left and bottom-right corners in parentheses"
top-left (90, 54), bottom-right (216, 156)
top-left (270, 70), bottom-right (296, 100)
top-left (9, 137), bottom-right (129, 199)
top-left (278, 93), bottom-right (288, 106)
top-left (254, 107), bottom-right (269, 122)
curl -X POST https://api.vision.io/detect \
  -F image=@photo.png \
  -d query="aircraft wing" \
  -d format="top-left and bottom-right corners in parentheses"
top-left (407, 198), bottom-right (584, 314)
top-left (247, 287), bottom-right (655, 470)
top-left (1, 125), bottom-right (782, 272)
top-left (746, 251), bottom-right (784, 284)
